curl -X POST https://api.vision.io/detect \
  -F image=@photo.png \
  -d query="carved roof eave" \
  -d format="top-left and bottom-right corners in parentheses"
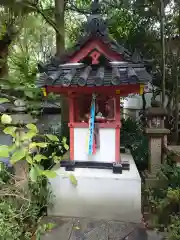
top-left (38, 34), bottom-right (140, 73)
top-left (38, 35), bottom-right (153, 74)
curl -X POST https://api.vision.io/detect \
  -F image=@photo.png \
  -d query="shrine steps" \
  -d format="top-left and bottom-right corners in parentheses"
top-left (47, 152), bottom-right (141, 224)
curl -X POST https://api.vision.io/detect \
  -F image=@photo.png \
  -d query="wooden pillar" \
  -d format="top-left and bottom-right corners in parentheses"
top-left (69, 96), bottom-right (74, 161)
top-left (115, 96), bottom-right (121, 163)
top-left (61, 96), bottom-right (69, 138)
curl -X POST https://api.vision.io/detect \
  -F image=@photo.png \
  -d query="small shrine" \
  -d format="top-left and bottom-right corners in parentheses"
top-left (37, 1), bottom-right (151, 172)
top-left (37, 0), bottom-right (152, 222)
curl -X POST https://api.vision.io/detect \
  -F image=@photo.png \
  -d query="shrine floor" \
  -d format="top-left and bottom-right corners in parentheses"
top-left (41, 217), bottom-right (165, 240)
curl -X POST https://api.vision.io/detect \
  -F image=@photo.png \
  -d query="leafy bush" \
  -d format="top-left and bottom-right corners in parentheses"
top-left (121, 117), bottom-right (148, 170)
top-left (40, 137), bottom-right (68, 170)
top-left (0, 163), bottom-right (50, 240)
top-left (0, 115), bottom-right (69, 180)
top-left (144, 157), bottom-right (180, 239)
top-left (168, 216), bottom-right (180, 240)
top-left (0, 122), bottom-right (67, 239)
top-left (0, 99), bottom-right (71, 239)
top-left (0, 162), bottom-right (12, 183)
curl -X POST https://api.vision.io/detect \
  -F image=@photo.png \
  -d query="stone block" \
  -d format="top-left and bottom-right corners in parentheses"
top-left (48, 153), bottom-right (142, 223)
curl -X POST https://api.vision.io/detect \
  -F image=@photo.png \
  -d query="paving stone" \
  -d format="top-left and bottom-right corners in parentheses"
top-left (146, 230), bottom-right (166, 240)
top-left (83, 223), bottom-right (109, 240)
top-left (41, 217), bottom-right (165, 240)
top-left (127, 227), bottom-right (148, 240)
top-left (70, 219), bottom-right (109, 240)
top-left (108, 221), bottom-right (138, 239)
top-left (42, 217), bottom-right (73, 239)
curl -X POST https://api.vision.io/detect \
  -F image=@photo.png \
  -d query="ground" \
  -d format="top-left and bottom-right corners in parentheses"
top-left (41, 217), bottom-right (165, 240)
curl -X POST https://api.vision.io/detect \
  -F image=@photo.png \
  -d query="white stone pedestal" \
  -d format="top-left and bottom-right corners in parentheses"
top-left (48, 153), bottom-right (141, 223)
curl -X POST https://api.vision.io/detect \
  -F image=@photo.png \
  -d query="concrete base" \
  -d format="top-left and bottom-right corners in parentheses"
top-left (48, 153), bottom-right (141, 223)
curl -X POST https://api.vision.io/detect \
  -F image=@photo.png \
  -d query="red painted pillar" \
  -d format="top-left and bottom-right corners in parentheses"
top-left (68, 96), bottom-right (74, 161)
top-left (115, 96), bottom-right (121, 163)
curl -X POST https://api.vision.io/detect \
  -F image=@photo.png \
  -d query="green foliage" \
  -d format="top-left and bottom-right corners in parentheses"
top-left (121, 117), bottom-right (148, 169)
top-left (0, 163), bottom-right (52, 240)
top-left (144, 157), bottom-right (180, 239)
top-left (0, 117), bottom-right (66, 174)
top-left (0, 103), bottom-right (76, 239)
top-left (0, 98), bottom-right (10, 104)
top-left (40, 136), bottom-right (68, 170)
top-left (0, 162), bottom-right (12, 183)
top-left (1, 114), bottom-right (12, 124)
top-left (7, 14), bottom-right (55, 89)
top-left (168, 216), bottom-right (180, 240)
top-left (35, 221), bottom-right (56, 240)
top-left (0, 145), bottom-right (10, 157)
top-left (46, 134), bottom-right (59, 142)
top-left (69, 173), bottom-right (78, 186)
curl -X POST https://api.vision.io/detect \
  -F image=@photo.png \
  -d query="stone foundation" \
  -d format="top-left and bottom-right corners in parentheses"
top-left (48, 153), bottom-right (141, 223)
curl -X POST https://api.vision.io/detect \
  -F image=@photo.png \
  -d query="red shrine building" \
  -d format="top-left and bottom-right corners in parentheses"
top-left (37, 0), bottom-right (152, 222)
top-left (37, 1), bottom-right (151, 174)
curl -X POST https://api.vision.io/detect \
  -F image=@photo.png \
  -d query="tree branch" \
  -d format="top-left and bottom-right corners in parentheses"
top-left (66, 4), bottom-right (89, 15)
top-left (0, 193), bottom-right (30, 202)
top-left (35, 6), bottom-right (60, 34)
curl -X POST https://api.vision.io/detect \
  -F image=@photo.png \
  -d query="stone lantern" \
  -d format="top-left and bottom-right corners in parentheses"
top-left (145, 100), bottom-right (170, 183)
top-left (146, 100), bottom-right (166, 129)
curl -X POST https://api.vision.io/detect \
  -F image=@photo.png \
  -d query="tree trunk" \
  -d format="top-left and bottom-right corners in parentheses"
top-left (173, 74), bottom-right (179, 144)
top-left (172, 8), bottom-right (180, 144)
top-left (54, 0), bottom-right (69, 137)
top-left (55, 0), bottom-right (65, 56)
top-left (0, 47), bottom-right (8, 78)
top-left (142, 92), bottom-right (146, 111)
top-left (160, 0), bottom-right (166, 109)
top-left (0, 30), bottom-right (13, 78)
top-left (140, 92), bottom-right (147, 127)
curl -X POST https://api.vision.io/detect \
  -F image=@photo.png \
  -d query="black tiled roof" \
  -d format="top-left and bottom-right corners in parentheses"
top-left (37, 1), bottom-right (152, 88)
top-left (37, 63), bottom-right (151, 88)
